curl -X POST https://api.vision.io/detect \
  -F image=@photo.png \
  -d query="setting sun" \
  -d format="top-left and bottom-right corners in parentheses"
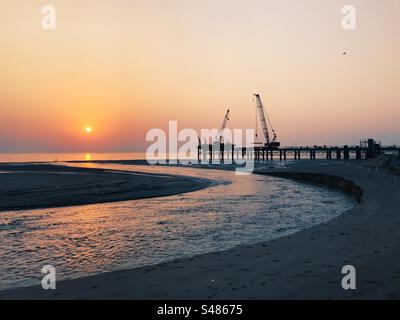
top-left (85, 127), bottom-right (92, 133)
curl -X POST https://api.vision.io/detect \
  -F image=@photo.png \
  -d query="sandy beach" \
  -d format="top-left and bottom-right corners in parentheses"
top-left (0, 164), bottom-right (211, 211)
top-left (1, 158), bottom-right (399, 300)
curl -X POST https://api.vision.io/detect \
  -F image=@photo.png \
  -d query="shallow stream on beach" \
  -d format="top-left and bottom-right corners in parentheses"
top-left (0, 164), bottom-right (354, 290)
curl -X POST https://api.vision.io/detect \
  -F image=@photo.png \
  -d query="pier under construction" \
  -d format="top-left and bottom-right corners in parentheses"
top-left (198, 94), bottom-right (399, 162)
top-left (197, 139), bottom-right (400, 162)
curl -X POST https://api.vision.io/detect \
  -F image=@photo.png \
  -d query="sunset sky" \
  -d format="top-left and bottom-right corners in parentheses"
top-left (0, 0), bottom-right (399, 152)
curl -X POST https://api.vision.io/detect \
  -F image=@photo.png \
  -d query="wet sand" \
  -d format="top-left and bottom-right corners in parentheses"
top-left (1, 159), bottom-right (400, 299)
top-left (0, 164), bottom-right (211, 211)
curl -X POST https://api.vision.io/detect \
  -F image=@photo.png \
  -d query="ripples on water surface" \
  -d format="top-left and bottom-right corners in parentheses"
top-left (0, 164), bottom-right (354, 290)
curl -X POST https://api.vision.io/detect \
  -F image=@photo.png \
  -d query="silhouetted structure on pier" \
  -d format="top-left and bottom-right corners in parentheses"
top-left (197, 139), bottom-right (399, 162)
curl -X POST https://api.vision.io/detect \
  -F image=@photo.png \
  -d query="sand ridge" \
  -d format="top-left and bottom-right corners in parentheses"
top-left (0, 164), bottom-right (212, 211)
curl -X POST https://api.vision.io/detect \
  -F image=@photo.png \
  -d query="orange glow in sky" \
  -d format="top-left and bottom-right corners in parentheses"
top-left (0, 0), bottom-right (399, 152)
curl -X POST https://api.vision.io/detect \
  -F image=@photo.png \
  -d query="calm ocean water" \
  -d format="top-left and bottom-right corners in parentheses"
top-left (0, 153), bottom-right (147, 163)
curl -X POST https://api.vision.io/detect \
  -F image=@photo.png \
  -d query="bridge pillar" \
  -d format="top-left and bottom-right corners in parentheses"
top-left (336, 149), bottom-right (341, 160)
top-left (355, 146), bottom-right (361, 160)
top-left (344, 145), bottom-right (349, 160)
top-left (366, 139), bottom-right (374, 159)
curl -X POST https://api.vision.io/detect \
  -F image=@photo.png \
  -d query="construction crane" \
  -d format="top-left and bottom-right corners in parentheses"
top-left (199, 109), bottom-right (230, 148)
top-left (216, 109), bottom-right (230, 144)
top-left (253, 94), bottom-right (280, 148)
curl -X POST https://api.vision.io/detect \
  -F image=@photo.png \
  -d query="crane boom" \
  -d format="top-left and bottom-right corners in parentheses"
top-left (253, 94), bottom-right (270, 145)
top-left (220, 109), bottom-right (230, 132)
top-left (217, 109), bottom-right (230, 143)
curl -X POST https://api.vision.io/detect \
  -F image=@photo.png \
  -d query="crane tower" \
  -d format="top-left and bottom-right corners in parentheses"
top-left (253, 94), bottom-right (280, 148)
